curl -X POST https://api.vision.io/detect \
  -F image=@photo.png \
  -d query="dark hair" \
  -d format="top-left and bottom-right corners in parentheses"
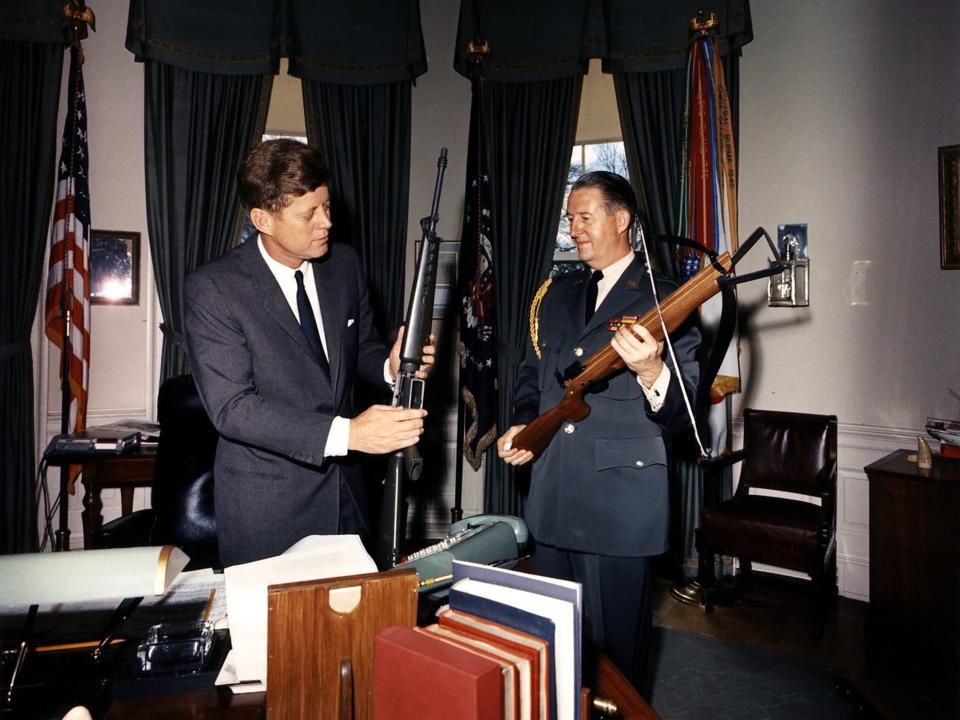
top-left (237, 139), bottom-right (330, 214)
top-left (570, 171), bottom-right (637, 228)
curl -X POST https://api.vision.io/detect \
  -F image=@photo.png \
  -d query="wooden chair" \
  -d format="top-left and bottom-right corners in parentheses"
top-left (696, 408), bottom-right (838, 636)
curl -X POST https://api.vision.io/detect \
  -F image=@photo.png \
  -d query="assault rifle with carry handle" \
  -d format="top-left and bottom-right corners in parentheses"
top-left (377, 148), bottom-right (448, 569)
top-left (511, 227), bottom-right (784, 460)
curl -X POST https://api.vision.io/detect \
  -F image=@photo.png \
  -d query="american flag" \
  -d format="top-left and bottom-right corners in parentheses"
top-left (44, 45), bottom-right (92, 451)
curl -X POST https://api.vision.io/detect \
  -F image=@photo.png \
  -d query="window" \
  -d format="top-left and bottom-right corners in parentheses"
top-left (553, 140), bottom-right (629, 277)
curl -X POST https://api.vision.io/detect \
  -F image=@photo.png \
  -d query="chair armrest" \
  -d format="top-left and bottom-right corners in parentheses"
top-left (697, 449), bottom-right (745, 507)
top-left (92, 509), bottom-right (157, 549)
top-left (698, 449), bottom-right (746, 472)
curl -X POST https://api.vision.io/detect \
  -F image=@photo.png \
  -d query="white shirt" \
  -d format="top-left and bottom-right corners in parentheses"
top-left (591, 251), bottom-right (671, 412)
top-left (257, 238), bottom-right (353, 456)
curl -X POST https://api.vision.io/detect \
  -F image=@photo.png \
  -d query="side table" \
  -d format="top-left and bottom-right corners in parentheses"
top-left (81, 447), bottom-right (157, 549)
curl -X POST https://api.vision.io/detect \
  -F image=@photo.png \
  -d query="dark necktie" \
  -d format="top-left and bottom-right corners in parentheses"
top-left (584, 269), bottom-right (603, 324)
top-left (294, 269), bottom-right (330, 376)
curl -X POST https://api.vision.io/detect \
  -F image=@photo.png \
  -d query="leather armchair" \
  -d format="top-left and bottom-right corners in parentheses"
top-left (695, 408), bottom-right (838, 636)
top-left (94, 374), bottom-right (220, 570)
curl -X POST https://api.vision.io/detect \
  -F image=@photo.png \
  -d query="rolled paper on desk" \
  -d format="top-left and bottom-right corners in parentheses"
top-left (0, 545), bottom-right (189, 606)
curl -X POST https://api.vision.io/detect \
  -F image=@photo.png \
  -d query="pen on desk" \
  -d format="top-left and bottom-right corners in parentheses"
top-left (203, 588), bottom-right (217, 622)
top-left (419, 574), bottom-right (453, 588)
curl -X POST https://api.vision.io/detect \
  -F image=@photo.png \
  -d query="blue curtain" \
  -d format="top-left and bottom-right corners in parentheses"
top-left (0, 30), bottom-right (65, 552)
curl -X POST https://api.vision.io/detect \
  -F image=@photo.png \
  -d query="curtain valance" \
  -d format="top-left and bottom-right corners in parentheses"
top-left (0, 0), bottom-right (79, 44)
top-left (603, 0), bottom-right (752, 73)
top-left (126, 0), bottom-right (427, 83)
top-left (455, 0), bottom-right (752, 80)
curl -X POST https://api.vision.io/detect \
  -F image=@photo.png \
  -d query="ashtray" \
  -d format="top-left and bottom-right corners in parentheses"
top-left (135, 619), bottom-right (214, 675)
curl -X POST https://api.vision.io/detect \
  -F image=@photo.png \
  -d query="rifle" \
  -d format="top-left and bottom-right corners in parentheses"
top-left (377, 148), bottom-right (448, 569)
top-left (511, 227), bottom-right (785, 460)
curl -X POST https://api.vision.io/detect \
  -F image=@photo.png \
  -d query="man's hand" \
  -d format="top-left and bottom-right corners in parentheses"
top-left (389, 326), bottom-right (436, 381)
top-left (348, 405), bottom-right (427, 454)
top-left (611, 322), bottom-right (664, 387)
top-left (497, 424), bottom-right (534, 466)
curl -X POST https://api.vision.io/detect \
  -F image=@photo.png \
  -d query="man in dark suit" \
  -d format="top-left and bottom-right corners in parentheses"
top-left (184, 139), bottom-right (432, 567)
top-left (498, 171), bottom-right (700, 690)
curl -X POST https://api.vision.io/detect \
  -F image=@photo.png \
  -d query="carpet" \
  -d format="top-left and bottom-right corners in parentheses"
top-left (647, 627), bottom-right (849, 720)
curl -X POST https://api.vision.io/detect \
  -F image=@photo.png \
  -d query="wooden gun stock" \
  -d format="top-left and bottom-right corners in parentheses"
top-left (512, 253), bottom-right (733, 459)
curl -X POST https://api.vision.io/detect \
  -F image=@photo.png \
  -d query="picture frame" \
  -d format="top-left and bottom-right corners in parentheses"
top-left (89, 229), bottom-right (140, 304)
top-left (939, 144), bottom-right (960, 269)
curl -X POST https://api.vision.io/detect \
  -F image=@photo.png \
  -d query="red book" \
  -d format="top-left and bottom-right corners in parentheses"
top-left (439, 608), bottom-right (549, 720)
top-left (374, 625), bottom-right (505, 720)
top-left (417, 625), bottom-right (521, 720)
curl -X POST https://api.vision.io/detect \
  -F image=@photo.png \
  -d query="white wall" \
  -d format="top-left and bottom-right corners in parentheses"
top-left (734, 0), bottom-right (960, 599)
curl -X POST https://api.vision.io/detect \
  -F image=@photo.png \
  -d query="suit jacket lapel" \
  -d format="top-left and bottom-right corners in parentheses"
top-left (311, 257), bottom-right (343, 393)
top-left (246, 241), bottom-right (333, 388)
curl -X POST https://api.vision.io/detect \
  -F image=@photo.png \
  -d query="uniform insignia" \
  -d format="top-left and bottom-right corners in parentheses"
top-left (528, 277), bottom-right (553, 359)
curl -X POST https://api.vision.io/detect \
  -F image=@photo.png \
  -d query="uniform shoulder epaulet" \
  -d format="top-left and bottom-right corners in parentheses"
top-left (528, 277), bottom-right (553, 359)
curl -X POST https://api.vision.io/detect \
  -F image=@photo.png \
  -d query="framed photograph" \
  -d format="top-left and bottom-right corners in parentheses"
top-left (939, 144), bottom-right (960, 269)
top-left (89, 229), bottom-right (140, 304)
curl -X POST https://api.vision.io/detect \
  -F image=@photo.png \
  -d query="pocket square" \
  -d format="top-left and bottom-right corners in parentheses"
top-left (346, 318), bottom-right (355, 327)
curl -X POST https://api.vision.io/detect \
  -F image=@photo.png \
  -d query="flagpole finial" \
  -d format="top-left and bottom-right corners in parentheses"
top-left (689, 10), bottom-right (719, 37)
top-left (466, 38), bottom-right (491, 64)
top-left (62, 1), bottom-right (96, 54)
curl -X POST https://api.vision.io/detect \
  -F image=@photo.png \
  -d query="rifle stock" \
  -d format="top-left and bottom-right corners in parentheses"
top-left (512, 252), bottom-right (733, 459)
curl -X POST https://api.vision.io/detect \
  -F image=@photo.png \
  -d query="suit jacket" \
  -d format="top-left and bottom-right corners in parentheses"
top-left (184, 239), bottom-right (389, 566)
top-left (512, 254), bottom-right (700, 558)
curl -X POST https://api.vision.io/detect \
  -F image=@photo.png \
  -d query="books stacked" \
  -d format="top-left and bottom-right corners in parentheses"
top-left (374, 560), bottom-right (582, 720)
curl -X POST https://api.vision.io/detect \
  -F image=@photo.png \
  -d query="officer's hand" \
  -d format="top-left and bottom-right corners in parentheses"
top-left (497, 424), bottom-right (534, 466)
top-left (611, 322), bottom-right (664, 387)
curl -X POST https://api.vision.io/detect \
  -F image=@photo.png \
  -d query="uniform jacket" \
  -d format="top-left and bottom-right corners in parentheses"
top-left (513, 254), bottom-right (700, 557)
top-left (184, 239), bottom-right (388, 566)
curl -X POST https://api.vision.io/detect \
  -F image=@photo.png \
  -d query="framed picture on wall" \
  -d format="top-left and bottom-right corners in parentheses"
top-left (939, 144), bottom-right (960, 269)
top-left (90, 229), bottom-right (140, 304)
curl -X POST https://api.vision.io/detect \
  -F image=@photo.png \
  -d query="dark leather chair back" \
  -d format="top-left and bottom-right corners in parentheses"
top-left (739, 408), bottom-right (837, 497)
top-left (151, 374), bottom-right (220, 569)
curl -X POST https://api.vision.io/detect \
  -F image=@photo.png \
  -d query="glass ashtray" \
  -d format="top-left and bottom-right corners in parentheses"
top-left (135, 619), bottom-right (213, 675)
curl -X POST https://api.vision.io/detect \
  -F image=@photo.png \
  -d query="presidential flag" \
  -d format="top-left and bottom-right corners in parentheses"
top-left (45, 45), bottom-right (92, 463)
top-left (457, 80), bottom-right (498, 471)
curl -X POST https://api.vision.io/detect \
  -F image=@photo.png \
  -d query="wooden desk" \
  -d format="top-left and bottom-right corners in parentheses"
top-left (80, 447), bottom-right (157, 549)
top-left (105, 652), bottom-right (659, 719)
top-left (863, 450), bottom-right (958, 683)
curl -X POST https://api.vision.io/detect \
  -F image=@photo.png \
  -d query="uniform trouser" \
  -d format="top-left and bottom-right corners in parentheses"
top-left (530, 541), bottom-right (652, 695)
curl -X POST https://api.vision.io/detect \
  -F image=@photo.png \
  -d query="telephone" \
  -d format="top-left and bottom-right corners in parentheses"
top-left (448, 514), bottom-right (529, 548)
top-left (396, 515), bottom-right (529, 593)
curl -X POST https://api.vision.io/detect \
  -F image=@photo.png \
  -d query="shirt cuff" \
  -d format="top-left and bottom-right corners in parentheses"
top-left (637, 364), bottom-right (671, 413)
top-left (324, 416), bottom-right (351, 457)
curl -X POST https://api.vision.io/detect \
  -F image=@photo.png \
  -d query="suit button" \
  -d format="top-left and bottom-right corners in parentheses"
top-left (573, 347), bottom-right (583, 357)
top-left (635, 460), bottom-right (645, 467)
top-left (563, 423), bottom-right (575, 434)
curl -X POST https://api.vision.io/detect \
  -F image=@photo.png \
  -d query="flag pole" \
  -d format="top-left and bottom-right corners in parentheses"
top-left (54, 47), bottom-right (80, 553)
top-left (53, 2), bottom-right (95, 550)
